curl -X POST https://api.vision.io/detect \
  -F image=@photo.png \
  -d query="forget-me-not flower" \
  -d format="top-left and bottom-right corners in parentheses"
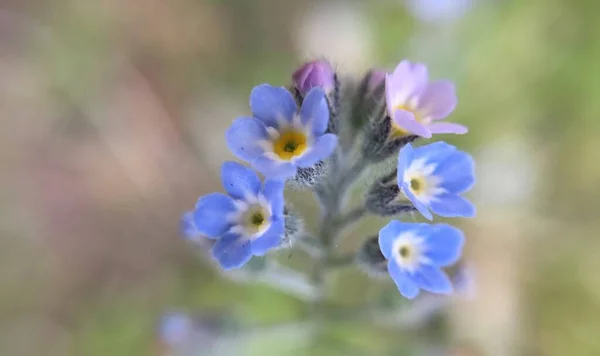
top-left (193, 161), bottom-right (285, 269)
top-left (379, 221), bottom-right (464, 299)
top-left (385, 60), bottom-right (467, 138)
top-left (226, 84), bottom-right (338, 180)
top-left (397, 141), bottom-right (475, 220)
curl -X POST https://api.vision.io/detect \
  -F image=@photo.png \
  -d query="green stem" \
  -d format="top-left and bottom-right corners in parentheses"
top-left (310, 156), bottom-right (368, 314)
top-left (326, 253), bottom-right (356, 268)
top-left (336, 205), bottom-right (367, 232)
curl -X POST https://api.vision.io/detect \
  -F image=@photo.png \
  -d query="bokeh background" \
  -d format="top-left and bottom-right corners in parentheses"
top-left (1, 0), bottom-right (600, 355)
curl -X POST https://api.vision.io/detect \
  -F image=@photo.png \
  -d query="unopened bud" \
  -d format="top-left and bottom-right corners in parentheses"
top-left (292, 60), bottom-right (335, 96)
top-left (365, 171), bottom-right (417, 216)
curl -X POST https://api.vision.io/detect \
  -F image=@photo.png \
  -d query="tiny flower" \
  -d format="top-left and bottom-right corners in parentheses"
top-left (193, 161), bottom-right (285, 269)
top-left (292, 60), bottom-right (335, 96)
top-left (379, 221), bottom-right (465, 299)
top-left (397, 141), bottom-right (475, 220)
top-left (385, 60), bottom-right (467, 138)
top-left (226, 84), bottom-right (338, 180)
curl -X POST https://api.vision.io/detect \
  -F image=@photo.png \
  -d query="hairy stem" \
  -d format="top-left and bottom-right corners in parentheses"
top-left (336, 204), bottom-right (367, 232)
top-left (310, 156), bottom-right (367, 314)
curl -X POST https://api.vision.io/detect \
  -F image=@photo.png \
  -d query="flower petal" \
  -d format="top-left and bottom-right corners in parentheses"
top-left (379, 221), bottom-right (425, 259)
top-left (389, 60), bottom-right (429, 104)
top-left (394, 110), bottom-right (431, 138)
top-left (388, 261), bottom-right (420, 299)
top-left (193, 193), bottom-right (236, 238)
top-left (211, 233), bottom-right (252, 270)
top-left (413, 141), bottom-right (457, 164)
top-left (251, 217), bottom-right (284, 256)
top-left (427, 122), bottom-right (468, 135)
top-left (397, 143), bottom-right (415, 186)
top-left (299, 87), bottom-right (329, 136)
top-left (417, 80), bottom-right (457, 119)
top-left (401, 183), bottom-right (433, 220)
top-left (221, 161), bottom-right (261, 200)
top-left (251, 156), bottom-right (298, 180)
top-left (412, 264), bottom-right (453, 295)
top-left (180, 211), bottom-right (200, 240)
top-left (429, 194), bottom-right (476, 218)
top-left (423, 224), bottom-right (465, 266)
top-left (295, 134), bottom-right (337, 168)
top-left (434, 151), bottom-right (475, 194)
top-left (226, 118), bottom-right (268, 162)
top-left (262, 179), bottom-right (285, 217)
top-left (250, 84), bottom-right (297, 127)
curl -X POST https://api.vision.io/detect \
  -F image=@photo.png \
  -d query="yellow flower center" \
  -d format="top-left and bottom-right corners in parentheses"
top-left (390, 105), bottom-right (420, 138)
top-left (396, 242), bottom-right (419, 266)
top-left (273, 131), bottom-right (308, 160)
top-left (408, 176), bottom-right (426, 196)
top-left (399, 245), bottom-right (411, 258)
top-left (243, 205), bottom-right (269, 236)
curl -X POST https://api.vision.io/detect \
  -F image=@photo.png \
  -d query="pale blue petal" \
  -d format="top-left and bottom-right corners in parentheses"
top-left (193, 193), bottom-right (236, 238)
top-left (262, 179), bottom-right (285, 218)
top-left (221, 161), bottom-right (261, 200)
top-left (434, 151), bottom-right (475, 194)
top-left (251, 156), bottom-right (297, 180)
top-left (251, 218), bottom-right (284, 256)
top-left (299, 87), bottom-right (329, 136)
top-left (413, 141), bottom-right (457, 166)
top-left (294, 134), bottom-right (338, 168)
top-left (250, 84), bottom-right (297, 127)
top-left (402, 182), bottom-right (433, 220)
top-left (378, 221), bottom-right (426, 259)
top-left (396, 143), bottom-right (415, 186)
top-left (412, 264), bottom-right (453, 295)
top-left (388, 261), bottom-right (420, 299)
top-left (211, 233), bottom-right (252, 270)
top-left (180, 211), bottom-right (200, 240)
top-left (423, 223), bottom-right (465, 266)
top-left (429, 194), bottom-right (475, 218)
top-left (226, 118), bottom-right (268, 162)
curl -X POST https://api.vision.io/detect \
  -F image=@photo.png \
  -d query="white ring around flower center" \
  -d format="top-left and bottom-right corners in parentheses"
top-left (227, 194), bottom-right (272, 239)
top-left (391, 232), bottom-right (425, 272)
top-left (257, 115), bottom-right (315, 163)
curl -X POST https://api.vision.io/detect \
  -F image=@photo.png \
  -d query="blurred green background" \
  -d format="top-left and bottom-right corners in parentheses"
top-left (1, 0), bottom-right (600, 355)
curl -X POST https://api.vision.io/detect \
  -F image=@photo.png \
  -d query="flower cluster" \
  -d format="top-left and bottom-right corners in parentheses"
top-left (182, 59), bottom-right (475, 300)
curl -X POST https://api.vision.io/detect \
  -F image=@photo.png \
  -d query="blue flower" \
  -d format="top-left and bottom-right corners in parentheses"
top-left (192, 161), bottom-right (285, 269)
top-left (379, 221), bottom-right (464, 299)
top-left (397, 141), bottom-right (475, 220)
top-left (226, 84), bottom-right (338, 180)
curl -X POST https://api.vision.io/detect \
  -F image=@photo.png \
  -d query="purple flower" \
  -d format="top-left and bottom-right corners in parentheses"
top-left (292, 60), bottom-right (335, 95)
top-left (385, 60), bottom-right (467, 138)
top-left (226, 84), bottom-right (338, 180)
